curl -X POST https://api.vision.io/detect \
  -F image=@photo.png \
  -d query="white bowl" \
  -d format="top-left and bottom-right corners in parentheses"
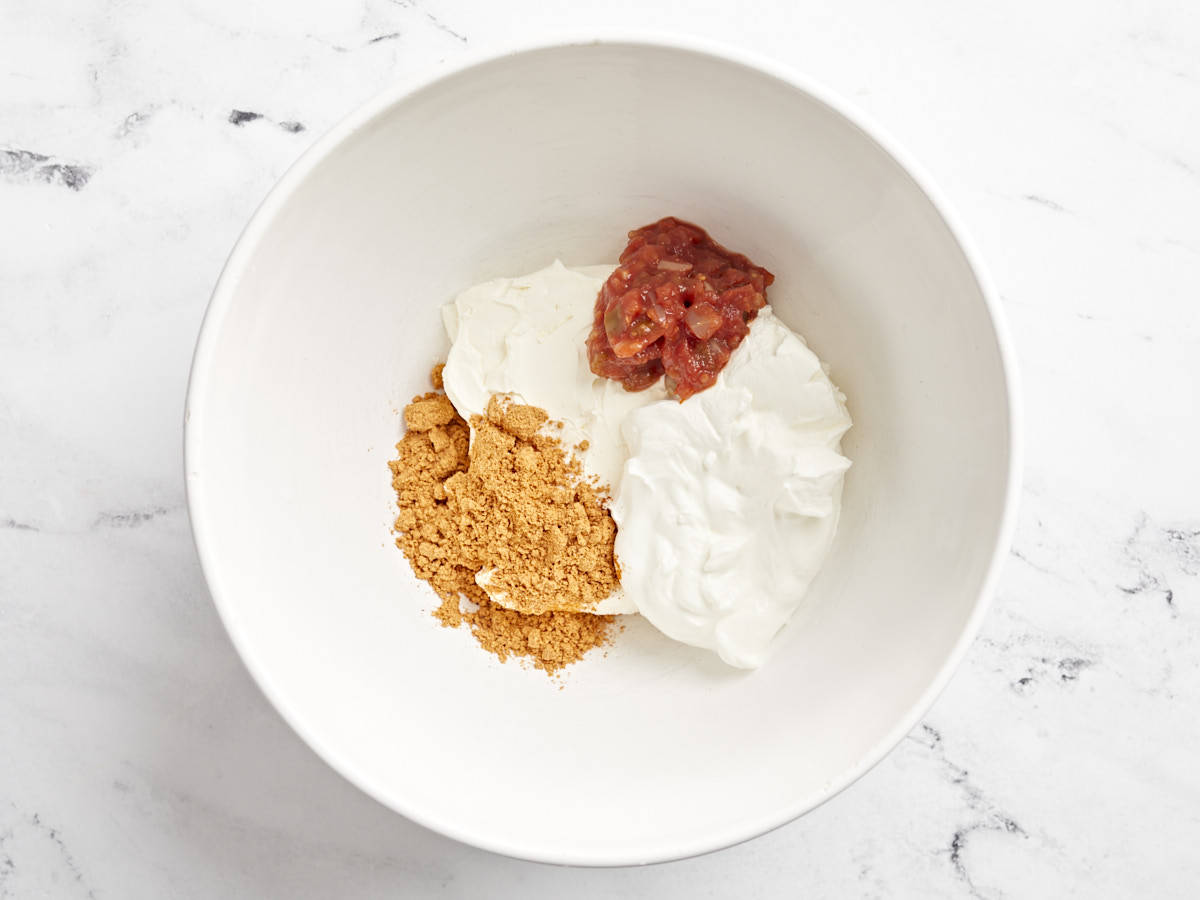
top-left (185, 37), bottom-right (1020, 865)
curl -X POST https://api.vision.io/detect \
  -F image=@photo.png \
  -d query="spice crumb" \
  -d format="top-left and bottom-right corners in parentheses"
top-left (404, 394), bottom-right (456, 431)
top-left (389, 367), bottom-right (616, 674)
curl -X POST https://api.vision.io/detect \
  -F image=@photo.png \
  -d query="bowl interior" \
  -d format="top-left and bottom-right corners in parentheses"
top-left (187, 42), bottom-right (1014, 864)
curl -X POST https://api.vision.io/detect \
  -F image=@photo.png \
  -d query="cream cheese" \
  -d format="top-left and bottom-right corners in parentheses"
top-left (440, 261), bottom-right (666, 615)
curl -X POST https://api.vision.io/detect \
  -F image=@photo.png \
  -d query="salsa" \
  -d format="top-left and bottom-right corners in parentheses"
top-left (586, 218), bottom-right (774, 401)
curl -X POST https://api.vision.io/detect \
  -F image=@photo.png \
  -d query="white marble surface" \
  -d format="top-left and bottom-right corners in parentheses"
top-left (2, 0), bottom-right (1198, 896)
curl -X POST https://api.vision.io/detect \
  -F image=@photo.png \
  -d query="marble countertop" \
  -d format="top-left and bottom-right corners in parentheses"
top-left (2, 1), bottom-right (1198, 896)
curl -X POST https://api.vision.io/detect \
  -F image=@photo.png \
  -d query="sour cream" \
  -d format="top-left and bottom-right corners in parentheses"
top-left (612, 308), bottom-right (852, 668)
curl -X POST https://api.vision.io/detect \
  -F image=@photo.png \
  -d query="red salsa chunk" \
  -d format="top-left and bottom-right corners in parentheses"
top-left (586, 217), bottom-right (774, 401)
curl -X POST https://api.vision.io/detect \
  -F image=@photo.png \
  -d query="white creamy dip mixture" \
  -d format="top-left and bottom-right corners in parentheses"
top-left (440, 262), bottom-right (852, 665)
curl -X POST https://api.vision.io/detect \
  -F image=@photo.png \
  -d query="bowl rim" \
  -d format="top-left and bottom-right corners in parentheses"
top-left (184, 32), bottom-right (1023, 868)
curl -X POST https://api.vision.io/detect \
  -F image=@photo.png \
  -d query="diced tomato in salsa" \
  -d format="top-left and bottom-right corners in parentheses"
top-left (586, 217), bottom-right (773, 401)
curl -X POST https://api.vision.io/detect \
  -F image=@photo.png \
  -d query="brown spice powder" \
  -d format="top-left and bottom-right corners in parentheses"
top-left (388, 379), bottom-right (616, 674)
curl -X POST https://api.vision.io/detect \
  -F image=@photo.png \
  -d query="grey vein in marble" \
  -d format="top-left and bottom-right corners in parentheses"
top-left (389, 0), bottom-right (468, 43)
top-left (1022, 193), bottom-right (1070, 213)
top-left (907, 725), bottom-right (1028, 899)
top-left (0, 810), bottom-right (96, 900)
top-left (1, 519), bottom-right (39, 532)
top-left (227, 109), bottom-right (263, 126)
top-left (93, 506), bottom-right (175, 529)
top-left (1120, 513), bottom-right (1199, 615)
top-left (227, 109), bottom-right (307, 133)
top-left (0, 149), bottom-right (93, 191)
